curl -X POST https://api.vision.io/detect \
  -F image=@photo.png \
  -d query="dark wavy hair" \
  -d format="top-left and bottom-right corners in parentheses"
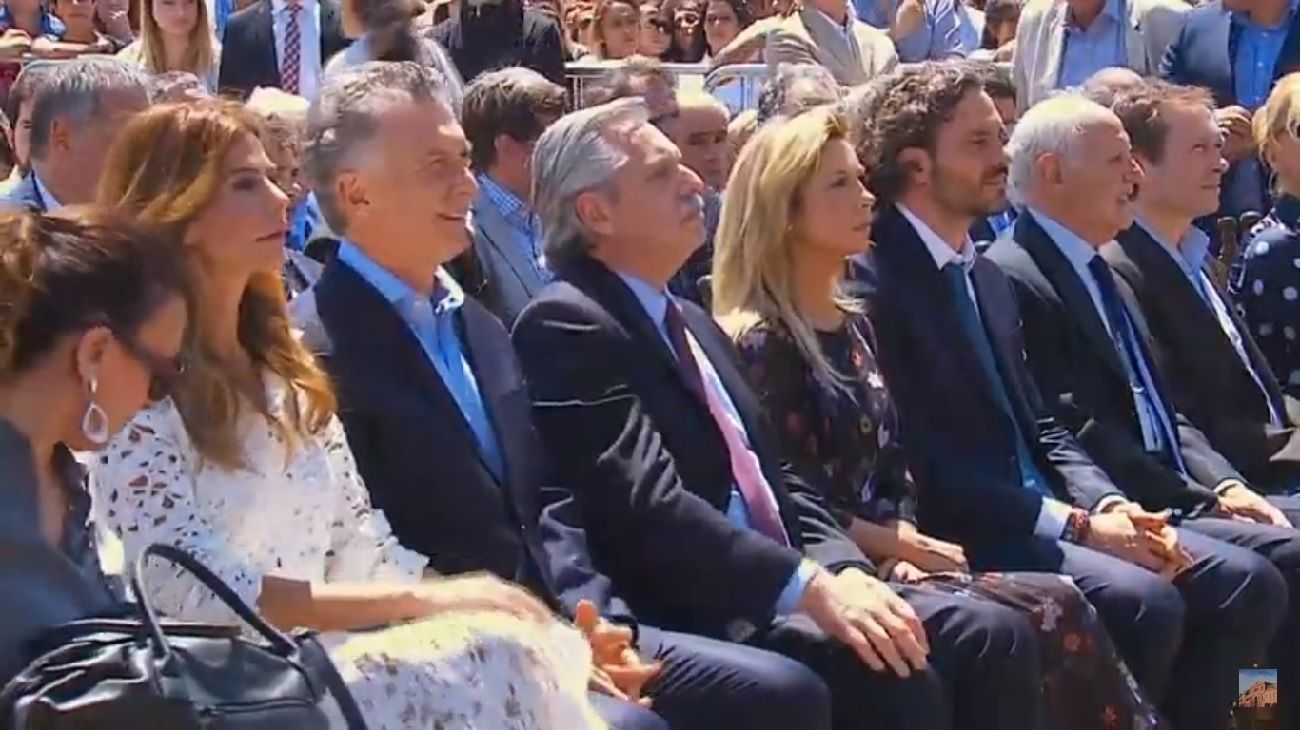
top-left (857, 62), bottom-right (987, 205)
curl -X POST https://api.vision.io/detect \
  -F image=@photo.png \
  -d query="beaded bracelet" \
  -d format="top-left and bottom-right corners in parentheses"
top-left (1063, 508), bottom-right (1092, 545)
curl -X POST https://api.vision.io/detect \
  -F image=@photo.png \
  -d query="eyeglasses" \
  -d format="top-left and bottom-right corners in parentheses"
top-left (113, 331), bottom-right (187, 402)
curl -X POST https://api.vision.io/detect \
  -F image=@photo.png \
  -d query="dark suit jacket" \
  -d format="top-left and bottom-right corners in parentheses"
top-left (291, 260), bottom-right (636, 626)
top-left (217, 0), bottom-right (347, 98)
top-left (984, 214), bottom-right (1236, 516)
top-left (1103, 225), bottom-right (1298, 489)
top-left (0, 173), bottom-right (49, 213)
top-left (843, 205), bottom-right (1120, 550)
top-left (432, 3), bottom-right (566, 85)
top-left (1160, 1), bottom-right (1300, 217)
top-left (511, 254), bottom-right (871, 643)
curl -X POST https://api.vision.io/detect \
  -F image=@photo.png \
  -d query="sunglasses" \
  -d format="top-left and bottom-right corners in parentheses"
top-left (113, 331), bottom-right (187, 401)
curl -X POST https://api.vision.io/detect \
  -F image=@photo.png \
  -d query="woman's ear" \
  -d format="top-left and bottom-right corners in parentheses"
top-left (72, 326), bottom-right (113, 389)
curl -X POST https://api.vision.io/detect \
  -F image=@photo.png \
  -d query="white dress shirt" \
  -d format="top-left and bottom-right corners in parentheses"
top-left (271, 0), bottom-right (323, 100)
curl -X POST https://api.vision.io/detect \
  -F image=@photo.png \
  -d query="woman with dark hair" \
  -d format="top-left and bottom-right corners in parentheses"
top-left (90, 99), bottom-right (605, 730)
top-left (638, 0), bottom-right (671, 57)
top-left (0, 64), bottom-right (52, 194)
top-left (326, 0), bottom-right (466, 108)
top-left (702, 0), bottom-right (749, 60)
top-left (971, 0), bottom-right (1019, 61)
top-left (0, 209), bottom-right (189, 683)
top-left (660, 0), bottom-right (705, 61)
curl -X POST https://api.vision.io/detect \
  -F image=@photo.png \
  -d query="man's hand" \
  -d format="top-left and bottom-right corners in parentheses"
top-left (1215, 105), bottom-right (1255, 162)
top-left (1217, 483), bottom-right (1290, 527)
top-left (893, 522), bottom-right (969, 574)
top-left (575, 600), bottom-right (660, 708)
top-left (798, 568), bottom-right (929, 677)
top-left (1086, 512), bottom-right (1184, 574)
top-left (413, 573), bottom-right (556, 623)
top-left (0, 31), bottom-right (33, 59)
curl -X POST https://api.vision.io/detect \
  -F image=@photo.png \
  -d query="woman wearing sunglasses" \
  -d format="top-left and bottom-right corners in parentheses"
top-left (0, 209), bottom-right (189, 683)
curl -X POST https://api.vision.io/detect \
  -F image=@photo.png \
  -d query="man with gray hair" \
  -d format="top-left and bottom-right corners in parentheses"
top-left (294, 62), bottom-right (828, 730)
top-left (512, 97), bottom-right (1044, 730)
top-left (987, 93), bottom-right (1293, 730)
top-left (755, 63), bottom-right (841, 125)
top-left (1, 57), bottom-right (148, 212)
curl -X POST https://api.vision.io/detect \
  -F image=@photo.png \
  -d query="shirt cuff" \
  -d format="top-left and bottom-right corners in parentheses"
top-left (1034, 498), bottom-right (1073, 539)
top-left (1214, 479), bottom-right (1245, 495)
top-left (1092, 495), bottom-right (1128, 515)
top-left (774, 558), bottom-right (819, 616)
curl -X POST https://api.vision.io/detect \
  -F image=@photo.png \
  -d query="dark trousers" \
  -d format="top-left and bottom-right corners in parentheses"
top-left (745, 585), bottom-right (1044, 730)
top-left (593, 626), bottom-right (834, 730)
top-left (972, 529), bottom-right (1286, 730)
top-left (1183, 510), bottom-right (1299, 730)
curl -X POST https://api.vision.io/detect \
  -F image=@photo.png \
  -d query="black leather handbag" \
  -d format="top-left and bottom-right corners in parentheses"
top-left (0, 543), bottom-right (369, 730)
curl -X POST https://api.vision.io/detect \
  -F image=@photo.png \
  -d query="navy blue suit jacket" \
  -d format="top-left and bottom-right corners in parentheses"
top-left (1160, 1), bottom-right (1300, 218)
top-left (512, 254), bottom-right (871, 643)
top-left (985, 215), bottom-right (1236, 516)
top-left (843, 205), bottom-right (1121, 550)
top-left (292, 260), bottom-right (637, 627)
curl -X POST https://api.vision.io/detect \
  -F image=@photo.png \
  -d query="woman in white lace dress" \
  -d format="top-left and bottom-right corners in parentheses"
top-left (87, 99), bottom-right (605, 730)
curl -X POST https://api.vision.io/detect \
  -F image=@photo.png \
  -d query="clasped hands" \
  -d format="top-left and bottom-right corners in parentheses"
top-left (1091, 503), bottom-right (1192, 578)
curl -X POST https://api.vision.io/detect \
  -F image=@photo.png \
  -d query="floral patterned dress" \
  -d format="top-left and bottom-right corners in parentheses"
top-left (734, 313), bottom-right (1161, 730)
top-left (87, 380), bottom-right (604, 730)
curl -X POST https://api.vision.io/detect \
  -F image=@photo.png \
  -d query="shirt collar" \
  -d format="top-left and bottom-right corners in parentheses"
top-left (615, 270), bottom-right (671, 329)
top-left (897, 203), bottom-right (977, 273)
top-left (272, 0), bottom-right (316, 14)
top-left (1134, 217), bottom-right (1212, 274)
top-left (1028, 207), bottom-right (1103, 270)
top-left (815, 4), bottom-right (855, 33)
top-left (336, 240), bottom-right (465, 315)
top-left (478, 173), bottom-right (535, 226)
top-left (33, 173), bottom-right (62, 211)
top-left (1069, 0), bottom-right (1122, 28)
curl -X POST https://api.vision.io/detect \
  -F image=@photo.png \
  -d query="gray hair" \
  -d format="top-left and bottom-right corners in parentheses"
top-left (756, 64), bottom-right (841, 124)
top-left (532, 98), bottom-right (649, 262)
top-left (1079, 66), bottom-right (1146, 108)
top-left (1006, 93), bottom-right (1119, 205)
top-left (304, 61), bottom-right (458, 234)
top-left (29, 58), bottom-right (148, 161)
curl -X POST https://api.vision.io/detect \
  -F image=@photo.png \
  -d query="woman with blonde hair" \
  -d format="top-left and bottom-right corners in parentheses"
top-left (1232, 72), bottom-right (1301, 397)
top-left (116, 0), bottom-right (220, 91)
top-left (714, 105), bottom-right (1160, 730)
top-left (87, 99), bottom-right (606, 730)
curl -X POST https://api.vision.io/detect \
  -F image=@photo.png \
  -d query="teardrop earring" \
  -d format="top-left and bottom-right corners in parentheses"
top-left (81, 377), bottom-right (109, 446)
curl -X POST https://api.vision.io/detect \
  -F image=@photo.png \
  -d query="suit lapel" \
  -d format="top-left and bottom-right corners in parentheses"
top-left (1018, 216), bottom-right (1129, 382)
top-left (1204, 260), bottom-right (1290, 412)
top-left (1124, 2), bottom-right (1148, 72)
top-left (1041, 2), bottom-right (1068, 98)
top-left (458, 301), bottom-right (528, 489)
top-left (319, 0), bottom-right (347, 60)
top-left (800, 7), bottom-right (860, 83)
top-left (472, 193), bottom-right (544, 297)
top-left (249, 0), bottom-right (279, 85)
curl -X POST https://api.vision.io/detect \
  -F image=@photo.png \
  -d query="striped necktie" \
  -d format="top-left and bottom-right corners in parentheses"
top-left (280, 1), bottom-right (302, 94)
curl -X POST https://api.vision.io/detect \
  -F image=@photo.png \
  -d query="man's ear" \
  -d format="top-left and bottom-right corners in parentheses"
top-left (575, 189), bottom-right (616, 238)
top-left (897, 145), bottom-right (933, 190)
top-left (335, 170), bottom-right (368, 223)
top-left (48, 117), bottom-right (73, 155)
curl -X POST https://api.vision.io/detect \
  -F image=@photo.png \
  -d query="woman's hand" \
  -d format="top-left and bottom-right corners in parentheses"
top-left (410, 573), bottom-right (557, 624)
top-left (575, 600), bottom-right (660, 707)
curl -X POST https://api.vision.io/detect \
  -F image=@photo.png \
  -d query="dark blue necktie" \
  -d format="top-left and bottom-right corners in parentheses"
top-left (943, 263), bottom-right (1051, 496)
top-left (1085, 255), bottom-right (1184, 471)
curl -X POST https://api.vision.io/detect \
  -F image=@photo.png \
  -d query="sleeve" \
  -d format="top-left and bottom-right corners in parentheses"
top-left (320, 415), bottom-right (428, 585)
top-left (1232, 230), bottom-right (1299, 395)
top-left (511, 298), bottom-right (807, 627)
top-left (86, 407), bottom-right (264, 625)
top-left (1157, 16), bottom-right (1189, 82)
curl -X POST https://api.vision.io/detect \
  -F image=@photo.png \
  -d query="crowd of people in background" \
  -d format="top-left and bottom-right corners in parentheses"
top-left (0, 0), bottom-right (1293, 726)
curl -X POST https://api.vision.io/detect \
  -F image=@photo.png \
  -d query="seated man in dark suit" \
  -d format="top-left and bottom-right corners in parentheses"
top-left (844, 63), bottom-right (1286, 730)
top-left (1101, 81), bottom-right (1299, 494)
top-left (512, 96), bottom-right (1045, 730)
top-left (292, 61), bottom-right (831, 730)
top-left (0, 58), bottom-right (148, 213)
top-left (985, 92), bottom-right (1298, 729)
top-left (1160, 0), bottom-right (1299, 224)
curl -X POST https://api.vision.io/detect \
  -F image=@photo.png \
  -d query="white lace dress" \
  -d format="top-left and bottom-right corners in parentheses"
top-left (86, 382), bottom-right (604, 730)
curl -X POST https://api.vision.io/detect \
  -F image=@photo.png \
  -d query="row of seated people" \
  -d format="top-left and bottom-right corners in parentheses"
top-left (0, 55), bottom-right (1295, 730)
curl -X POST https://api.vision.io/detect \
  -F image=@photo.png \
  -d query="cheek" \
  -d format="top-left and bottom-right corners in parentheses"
top-left (95, 360), bottom-right (152, 438)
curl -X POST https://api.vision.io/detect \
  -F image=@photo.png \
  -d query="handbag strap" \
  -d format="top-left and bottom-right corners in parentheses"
top-left (298, 636), bottom-right (369, 730)
top-left (131, 544), bottom-right (298, 656)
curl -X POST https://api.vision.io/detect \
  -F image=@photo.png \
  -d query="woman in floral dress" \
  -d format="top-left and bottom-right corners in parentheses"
top-left (713, 106), bottom-right (1160, 730)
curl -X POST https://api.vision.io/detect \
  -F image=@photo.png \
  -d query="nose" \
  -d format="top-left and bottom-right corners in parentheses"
top-left (680, 164), bottom-right (704, 195)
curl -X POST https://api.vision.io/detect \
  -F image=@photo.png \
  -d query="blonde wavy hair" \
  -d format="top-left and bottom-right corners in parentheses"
top-left (138, 0), bottom-right (218, 80)
top-left (713, 106), bottom-right (862, 390)
top-left (1254, 72), bottom-right (1300, 195)
top-left (98, 100), bottom-right (336, 469)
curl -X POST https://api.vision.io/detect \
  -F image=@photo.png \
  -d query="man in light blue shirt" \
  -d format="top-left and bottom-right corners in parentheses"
top-left (859, 0), bottom-right (983, 61)
top-left (1056, 0), bottom-right (1128, 89)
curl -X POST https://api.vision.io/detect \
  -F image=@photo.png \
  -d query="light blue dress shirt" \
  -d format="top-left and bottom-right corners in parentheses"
top-left (1231, 0), bottom-right (1298, 111)
top-left (1137, 220), bottom-right (1284, 426)
top-left (337, 242), bottom-right (507, 479)
top-left (616, 271), bottom-right (816, 615)
top-left (1030, 210), bottom-right (1184, 468)
top-left (478, 173), bottom-right (549, 282)
top-left (1056, 0), bottom-right (1128, 90)
top-left (894, 0), bottom-right (983, 61)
